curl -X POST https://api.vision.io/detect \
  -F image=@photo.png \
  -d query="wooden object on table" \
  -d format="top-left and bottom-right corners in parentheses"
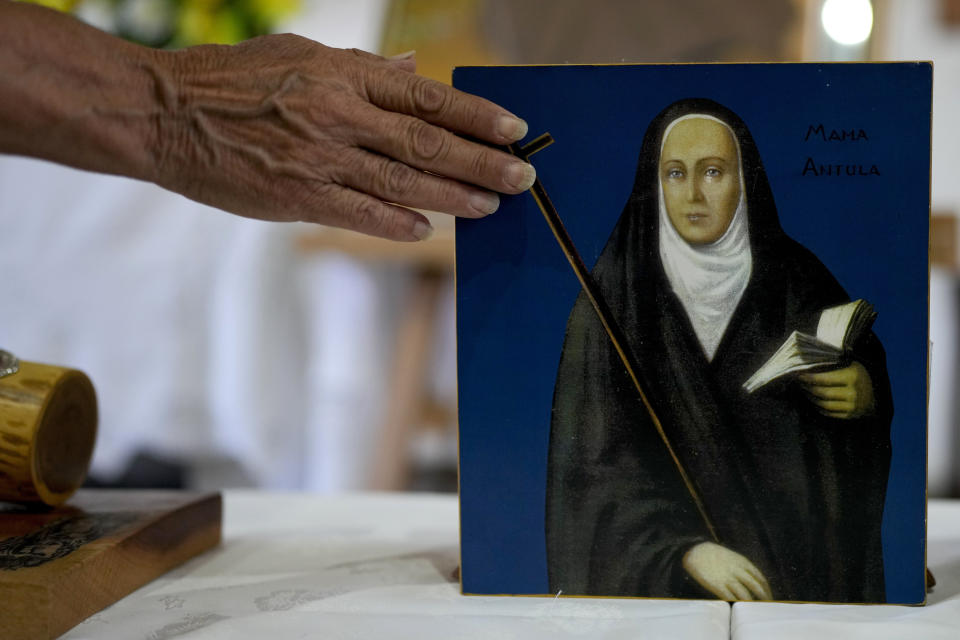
top-left (296, 226), bottom-right (456, 490)
top-left (0, 490), bottom-right (222, 640)
top-left (0, 360), bottom-right (98, 506)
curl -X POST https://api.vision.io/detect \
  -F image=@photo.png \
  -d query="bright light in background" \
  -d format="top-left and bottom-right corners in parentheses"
top-left (821, 0), bottom-right (874, 46)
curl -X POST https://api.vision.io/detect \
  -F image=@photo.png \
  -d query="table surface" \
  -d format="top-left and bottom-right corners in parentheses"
top-left (62, 493), bottom-right (960, 640)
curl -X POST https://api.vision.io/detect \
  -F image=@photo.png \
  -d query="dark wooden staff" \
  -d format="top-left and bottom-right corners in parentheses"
top-left (509, 134), bottom-right (719, 543)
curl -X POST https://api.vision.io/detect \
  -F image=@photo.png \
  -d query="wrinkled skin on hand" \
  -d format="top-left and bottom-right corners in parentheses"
top-left (683, 541), bottom-right (774, 601)
top-left (147, 35), bottom-right (534, 240)
top-left (798, 361), bottom-right (876, 420)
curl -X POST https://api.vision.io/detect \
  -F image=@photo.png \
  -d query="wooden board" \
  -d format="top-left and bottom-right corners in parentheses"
top-left (0, 490), bottom-right (222, 640)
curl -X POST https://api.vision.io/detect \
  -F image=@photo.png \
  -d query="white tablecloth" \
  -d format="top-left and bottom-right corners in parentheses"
top-left (63, 494), bottom-right (960, 639)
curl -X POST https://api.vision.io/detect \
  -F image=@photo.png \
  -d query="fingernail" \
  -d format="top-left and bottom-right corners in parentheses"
top-left (390, 50), bottom-right (416, 60)
top-left (497, 115), bottom-right (528, 142)
top-left (413, 220), bottom-right (434, 241)
top-left (505, 161), bottom-right (536, 191)
top-left (470, 191), bottom-right (500, 215)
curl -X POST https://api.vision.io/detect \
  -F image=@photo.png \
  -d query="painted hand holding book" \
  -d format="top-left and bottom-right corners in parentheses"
top-left (743, 299), bottom-right (878, 393)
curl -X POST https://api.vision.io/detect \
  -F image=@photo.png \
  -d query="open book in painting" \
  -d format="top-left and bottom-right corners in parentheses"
top-left (744, 299), bottom-right (877, 392)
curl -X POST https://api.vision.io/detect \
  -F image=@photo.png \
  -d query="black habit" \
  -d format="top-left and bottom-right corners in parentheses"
top-left (545, 98), bottom-right (892, 602)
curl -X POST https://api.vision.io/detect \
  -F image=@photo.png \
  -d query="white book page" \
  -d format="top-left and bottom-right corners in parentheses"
top-left (816, 302), bottom-right (857, 350)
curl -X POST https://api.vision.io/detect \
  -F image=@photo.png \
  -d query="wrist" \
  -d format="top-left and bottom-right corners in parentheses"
top-left (81, 44), bottom-right (169, 183)
top-left (143, 44), bottom-right (235, 197)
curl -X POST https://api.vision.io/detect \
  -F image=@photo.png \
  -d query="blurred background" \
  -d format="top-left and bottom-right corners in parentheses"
top-left (1, 0), bottom-right (957, 495)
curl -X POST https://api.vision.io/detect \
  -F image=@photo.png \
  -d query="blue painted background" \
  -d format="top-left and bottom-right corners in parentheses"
top-left (454, 63), bottom-right (931, 604)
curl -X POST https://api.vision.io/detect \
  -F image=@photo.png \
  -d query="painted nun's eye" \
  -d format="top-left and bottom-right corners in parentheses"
top-left (705, 167), bottom-right (722, 178)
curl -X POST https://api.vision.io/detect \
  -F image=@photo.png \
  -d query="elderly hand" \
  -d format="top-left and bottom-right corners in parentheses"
top-left (682, 542), bottom-right (773, 601)
top-left (0, 1), bottom-right (534, 241)
top-left (798, 361), bottom-right (876, 419)
top-left (149, 36), bottom-right (533, 240)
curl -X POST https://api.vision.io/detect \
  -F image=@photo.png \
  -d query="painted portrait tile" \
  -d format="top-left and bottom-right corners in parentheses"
top-left (455, 63), bottom-right (930, 604)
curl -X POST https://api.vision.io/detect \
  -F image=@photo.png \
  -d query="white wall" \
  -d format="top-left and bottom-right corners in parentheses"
top-left (883, 0), bottom-right (960, 217)
top-left (277, 0), bottom-right (389, 52)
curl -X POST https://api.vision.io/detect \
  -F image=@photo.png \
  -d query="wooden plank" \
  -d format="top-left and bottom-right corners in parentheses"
top-left (0, 490), bottom-right (222, 640)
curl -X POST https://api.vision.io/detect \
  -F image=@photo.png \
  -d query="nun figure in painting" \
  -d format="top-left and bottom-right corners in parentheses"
top-left (546, 98), bottom-right (892, 603)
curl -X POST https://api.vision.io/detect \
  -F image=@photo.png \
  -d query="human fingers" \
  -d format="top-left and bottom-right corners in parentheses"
top-left (798, 370), bottom-right (847, 386)
top-left (739, 570), bottom-right (773, 601)
top-left (810, 402), bottom-right (854, 419)
top-left (716, 584), bottom-right (738, 601)
top-left (342, 46), bottom-right (383, 61)
top-left (694, 581), bottom-right (730, 600)
top-left (364, 66), bottom-right (529, 145)
top-left (728, 580), bottom-right (753, 601)
top-left (305, 183), bottom-right (434, 241)
top-left (344, 46), bottom-right (416, 73)
top-left (388, 58), bottom-right (416, 73)
top-left (387, 50), bottom-right (416, 69)
top-left (802, 387), bottom-right (854, 415)
top-left (337, 147), bottom-right (499, 218)
top-left (742, 561), bottom-right (774, 600)
top-left (351, 105), bottom-right (536, 193)
top-left (801, 384), bottom-right (851, 401)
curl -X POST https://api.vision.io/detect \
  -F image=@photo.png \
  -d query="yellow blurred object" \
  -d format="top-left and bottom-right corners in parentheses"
top-left (245, 0), bottom-right (299, 22)
top-left (176, 3), bottom-right (243, 46)
top-left (21, 0), bottom-right (79, 11)
top-left (182, 0), bottom-right (223, 9)
top-left (174, 0), bottom-right (301, 46)
top-left (206, 7), bottom-right (245, 44)
top-left (176, 3), bottom-right (215, 44)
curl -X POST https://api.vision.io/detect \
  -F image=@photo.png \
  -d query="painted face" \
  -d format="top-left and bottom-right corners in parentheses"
top-left (660, 118), bottom-right (742, 245)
